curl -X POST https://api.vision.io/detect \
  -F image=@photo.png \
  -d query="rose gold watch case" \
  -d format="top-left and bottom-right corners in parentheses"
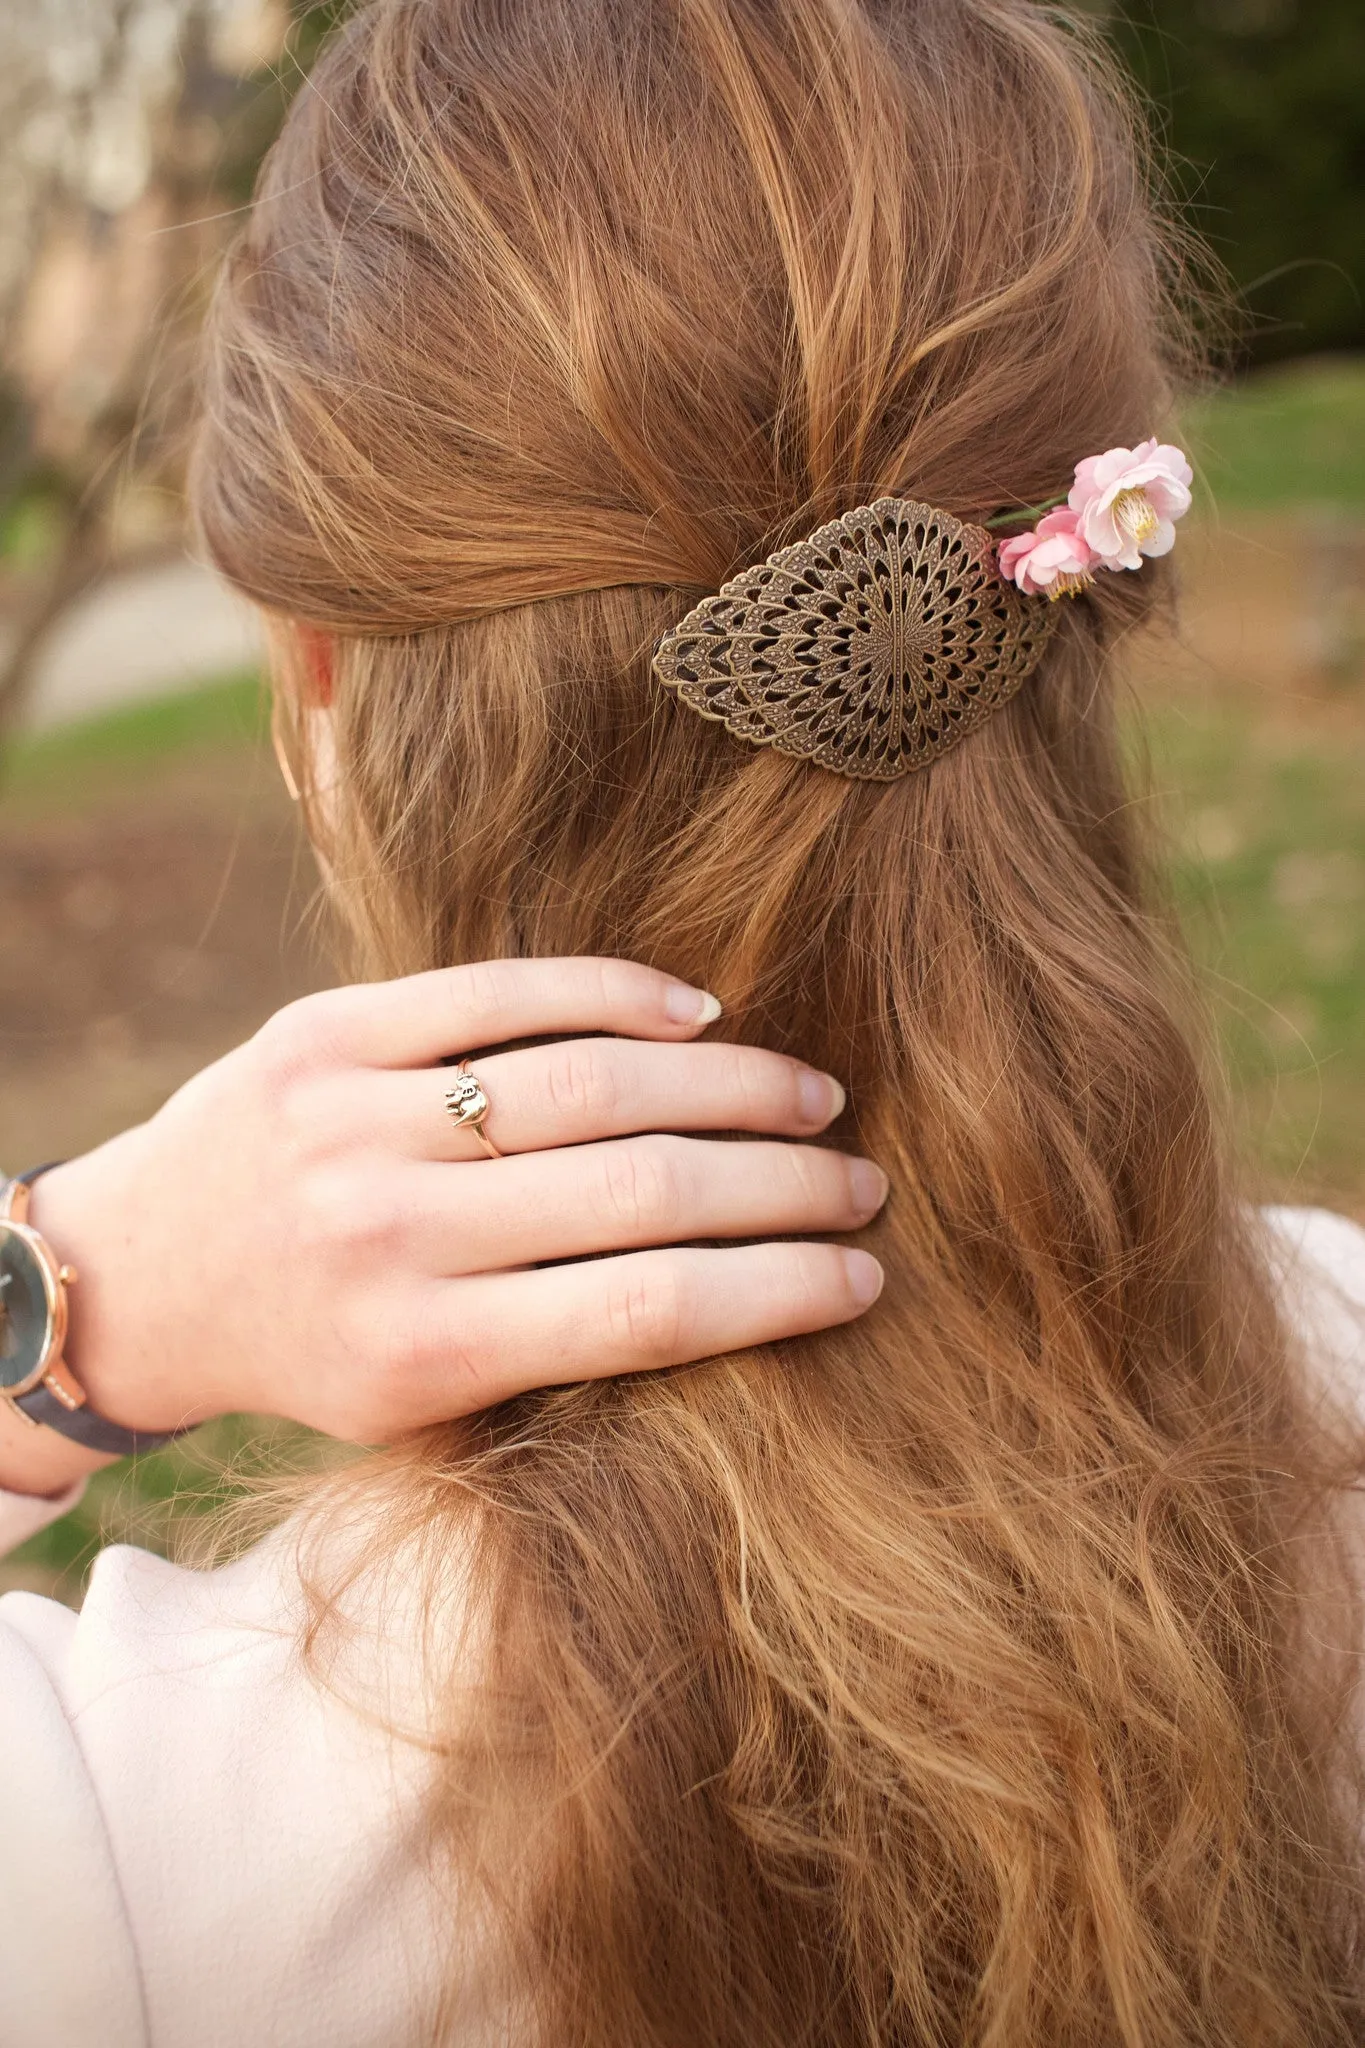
top-left (0, 1217), bottom-right (70, 1400)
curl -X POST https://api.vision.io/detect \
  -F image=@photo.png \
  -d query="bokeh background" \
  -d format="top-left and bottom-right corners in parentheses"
top-left (2, 0), bottom-right (1363, 1593)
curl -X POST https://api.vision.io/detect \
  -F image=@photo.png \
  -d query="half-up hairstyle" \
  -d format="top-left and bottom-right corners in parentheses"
top-left (194, 2), bottom-right (1365, 2042)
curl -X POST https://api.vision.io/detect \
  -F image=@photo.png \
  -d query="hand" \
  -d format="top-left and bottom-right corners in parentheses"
top-left (0, 958), bottom-right (887, 1496)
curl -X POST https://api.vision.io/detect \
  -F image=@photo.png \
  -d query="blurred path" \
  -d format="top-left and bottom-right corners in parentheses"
top-left (13, 560), bottom-right (263, 731)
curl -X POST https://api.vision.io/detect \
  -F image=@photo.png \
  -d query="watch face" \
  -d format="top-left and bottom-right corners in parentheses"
top-left (0, 1224), bottom-right (54, 1392)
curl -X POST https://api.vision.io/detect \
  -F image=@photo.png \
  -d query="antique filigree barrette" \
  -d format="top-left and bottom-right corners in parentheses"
top-left (652, 440), bottom-right (1192, 783)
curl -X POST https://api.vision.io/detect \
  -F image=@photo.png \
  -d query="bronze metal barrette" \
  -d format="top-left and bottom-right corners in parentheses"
top-left (652, 496), bottom-right (1060, 782)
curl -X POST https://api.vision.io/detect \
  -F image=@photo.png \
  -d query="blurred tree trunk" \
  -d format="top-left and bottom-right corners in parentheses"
top-left (0, 1), bottom-right (316, 752)
top-left (0, 0), bottom-right (205, 742)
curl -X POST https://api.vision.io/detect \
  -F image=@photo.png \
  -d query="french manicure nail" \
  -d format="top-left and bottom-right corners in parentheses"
top-left (665, 983), bottom-right (722, 1026)
top-left (798, 1069), bottom-right (845, 1125)
top-left (849, 1158), bottom-right (890, 1215)
top-left (843, 1249), bottom-right (885, 1307)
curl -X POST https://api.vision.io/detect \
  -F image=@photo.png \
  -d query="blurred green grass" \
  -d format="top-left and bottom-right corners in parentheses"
top-left (3, 670), bottom-right (266, 810)
top-left (1152, 700), bottom-right (1365, 1212)
top-left (7, 357), bottom-right (1365, 1597)
top-left (1184, 355), bottom-right (1365, 512)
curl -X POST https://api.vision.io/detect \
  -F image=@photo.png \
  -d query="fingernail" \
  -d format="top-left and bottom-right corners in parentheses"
top-left (848, 1158), bottom-right (890, 1216)
top-left (797, 1068), bottom-right (845, 1125)
top-left (665, 983), bottom-right (722, 1026)
top-left (843, 1249), bottom-right (885, 1307)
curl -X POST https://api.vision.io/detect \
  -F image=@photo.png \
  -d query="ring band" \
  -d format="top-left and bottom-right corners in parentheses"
top-left (444, 1060), bottom-right (502, 1158)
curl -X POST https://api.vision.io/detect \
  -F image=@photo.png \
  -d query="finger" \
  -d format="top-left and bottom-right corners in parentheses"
top-left (404, 1136), bottom-right (889, 1273)
top-left (371, 1038), bottom-right (847, 1160)
top-left (414, 1242), bottom-right (886, 1415)
top-left (276, 957), bottom-right (722, 1070)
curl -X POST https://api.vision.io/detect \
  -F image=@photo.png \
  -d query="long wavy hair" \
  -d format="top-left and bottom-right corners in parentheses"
top-left (193, 1), bottom-right (1365, 2040)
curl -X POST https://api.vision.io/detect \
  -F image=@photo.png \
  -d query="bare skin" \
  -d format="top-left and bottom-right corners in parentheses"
top-left (0, 955), bottom-right (886, 1497)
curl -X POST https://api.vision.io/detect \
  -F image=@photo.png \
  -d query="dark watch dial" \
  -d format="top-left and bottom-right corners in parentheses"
top-left (0, 1223), bottom-right (54, 1393)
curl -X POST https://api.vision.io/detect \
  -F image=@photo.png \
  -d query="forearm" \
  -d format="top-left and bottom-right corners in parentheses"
top-left (0, 1470), bottom-right (88, 1546)
top-left (0, 1396), bottom-right (112, 1498)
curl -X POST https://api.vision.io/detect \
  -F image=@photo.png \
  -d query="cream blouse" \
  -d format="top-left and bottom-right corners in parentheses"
top-left (1, 1205), bottom-right (1363, 2048)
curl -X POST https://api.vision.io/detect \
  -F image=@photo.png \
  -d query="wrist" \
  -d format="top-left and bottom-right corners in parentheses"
top-left (23, 1142), bottom-right (213, 1440)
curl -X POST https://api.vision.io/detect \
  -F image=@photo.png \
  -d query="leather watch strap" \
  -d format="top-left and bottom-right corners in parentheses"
top-left (4, 1164), bottom-right (189, 1458)
top-left (11, 1382), bottom-right (183, 1456)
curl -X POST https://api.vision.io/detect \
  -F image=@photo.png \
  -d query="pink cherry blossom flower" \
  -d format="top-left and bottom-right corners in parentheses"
top-left (997, 507), bottom-right (1096, 600)
top-left (1067, 439), bottom-right (1193, 571)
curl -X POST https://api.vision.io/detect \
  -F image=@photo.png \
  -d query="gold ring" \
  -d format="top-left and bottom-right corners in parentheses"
top-left (444, 1060), bottom-right (502, 1159)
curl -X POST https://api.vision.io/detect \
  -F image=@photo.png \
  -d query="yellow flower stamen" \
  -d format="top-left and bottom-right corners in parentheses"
top-left (1047, 571), bottom-right (1093, 601)
top-left (1111, 487), bottom-right (1160, 546)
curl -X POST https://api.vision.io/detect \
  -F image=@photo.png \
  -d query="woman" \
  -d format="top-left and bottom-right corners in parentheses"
top-left (4, 0), bottom-right (1365, 2042)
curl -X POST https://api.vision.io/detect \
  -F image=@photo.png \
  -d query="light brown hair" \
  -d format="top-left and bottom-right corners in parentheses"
top-left (194, 1), bottom-right (1365, 2040)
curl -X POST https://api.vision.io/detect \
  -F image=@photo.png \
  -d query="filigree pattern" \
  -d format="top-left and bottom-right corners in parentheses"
top-left (652, 497), bottom-right (1059, 781)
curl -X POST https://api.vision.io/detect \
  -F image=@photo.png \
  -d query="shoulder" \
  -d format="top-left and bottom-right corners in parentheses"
top-left (0, 1500), bottom-right (474, 2047)
top-left (1260, 1205), bottom-right (1365, 1426)
top-left (0, 1592), bottom-right (147, 2046)
top-left (1261, 1205), bottom-right (1365, 1304)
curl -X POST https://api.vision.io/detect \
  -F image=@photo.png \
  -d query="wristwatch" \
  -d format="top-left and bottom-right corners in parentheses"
top-left (0, 1167), bottom-right (183, 1456)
